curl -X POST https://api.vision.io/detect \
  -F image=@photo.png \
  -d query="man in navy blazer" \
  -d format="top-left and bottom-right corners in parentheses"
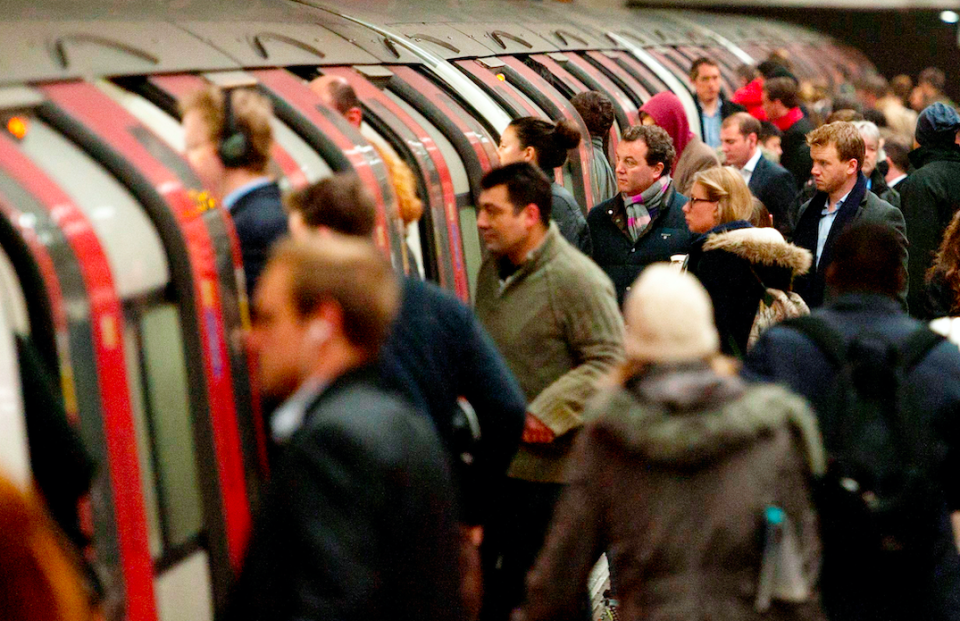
top-left (721, 112), bottom-right (797, 232)
top-left (182, 86), bottom-right (288, 295)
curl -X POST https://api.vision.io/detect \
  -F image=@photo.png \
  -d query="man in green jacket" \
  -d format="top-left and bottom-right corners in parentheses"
top-left (474, 162), bottom-right (625, 621)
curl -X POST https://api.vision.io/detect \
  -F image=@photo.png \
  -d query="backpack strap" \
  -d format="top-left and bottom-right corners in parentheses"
top-left (899, 326), bottom-right (944, 372)
top-left (779, 315), bottom-right (846, 368)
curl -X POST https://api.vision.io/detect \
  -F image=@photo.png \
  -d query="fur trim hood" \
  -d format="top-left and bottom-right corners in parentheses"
top-left (590, 365), bottom-right (825, 475)
top-left (702, 227), bottom-right (812, 277)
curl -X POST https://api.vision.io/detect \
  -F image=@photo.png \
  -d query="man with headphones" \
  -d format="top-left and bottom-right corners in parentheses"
top-left (182, 86), bottom-right (288, 294)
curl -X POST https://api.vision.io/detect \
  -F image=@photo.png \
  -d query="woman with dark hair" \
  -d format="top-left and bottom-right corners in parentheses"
top-left (926, 209), bottom-right (960, 318)
top-left (516, 265), bottom-right (826, 621)
top-left (497, 117), bottom-right (592, 254)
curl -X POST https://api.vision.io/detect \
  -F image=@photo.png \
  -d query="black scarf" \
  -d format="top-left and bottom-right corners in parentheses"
top-left (792, 172), bottom-right (868, 308)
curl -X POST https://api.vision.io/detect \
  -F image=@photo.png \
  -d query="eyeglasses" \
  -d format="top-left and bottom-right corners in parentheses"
top-left (688, 197), bottom-right (716, 205)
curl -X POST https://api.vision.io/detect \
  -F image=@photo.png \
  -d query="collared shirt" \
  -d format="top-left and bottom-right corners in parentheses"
top-left (740, 149), bottom-right (763, 185)
top-left (817, 190), bottom-right (851, 266)
top-left (888, 173), bottom-right (908, 188)
top-left (222, 176), bottom-right (274, 212)
top-left (701, 105), bottom-right (722, 148)
top-left (270, 378), bottom-right (326, 444)
top-left (497, 234), bottom-right (549, 294)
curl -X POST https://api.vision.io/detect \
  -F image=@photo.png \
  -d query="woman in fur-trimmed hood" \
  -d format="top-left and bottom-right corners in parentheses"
top-left (684, 167), bottom-right (812, 357)
top-left (516, 265), bottom-right (826, 621)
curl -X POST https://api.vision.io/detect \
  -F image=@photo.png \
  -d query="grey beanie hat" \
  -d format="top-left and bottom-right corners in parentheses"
top-left (916, 102), bottom-right (960, 147)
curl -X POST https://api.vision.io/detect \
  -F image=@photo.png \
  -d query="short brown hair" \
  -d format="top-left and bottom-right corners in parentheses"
top-left (764, 77), bottom-right (800, 109)
top-left (621, 125), bottom-right (676, 170)
top-left (722, 112), bottom-right (761, 139)
top-left (691, 166), bottom-right (754, 224)
top-left (807, 122), bottom-right (866, 172)
top-left (285, 173), bottom-right (377, 237)
top-left (570, 91), bottom-right (615, 138)
top-left (270, 236), bottom-right (399, 355)
top-left (180, 86), bottom-right (274, 173)
top-left (919, 67), bottom-right (946, 92)
top-left (689, 57), bottom-right (719, 81)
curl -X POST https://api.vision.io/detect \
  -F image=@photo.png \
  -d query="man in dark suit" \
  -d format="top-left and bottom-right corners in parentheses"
top-left (182, 86), bottom-right (288, 295)
top-left (226, 236), bottom-right (464, 621)
top-left (720, 112), bottom-right (797, 232)
top-left (689, 57), bottom-right (745, 149)
top-left (791, 121), bottom-right (907, 309)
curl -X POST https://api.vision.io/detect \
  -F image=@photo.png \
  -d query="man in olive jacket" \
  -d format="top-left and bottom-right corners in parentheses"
top-left (898, 103), bottom-right (960, 318)
top-left (474, 163), bottom-right (625, 621)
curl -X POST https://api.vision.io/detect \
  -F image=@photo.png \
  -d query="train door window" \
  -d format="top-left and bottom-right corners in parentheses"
top-left (0, 241), bottom-right (28, 335)
top-left (602, 52), bottom-right (671, 96)
top-left (578, 52), bottom-right (653, 109)
top-left (95, 79), bottom-right (185, 152)
top-left (0, 248), bottom-right (28, 490)
top-left (455, 60), bottom-right (549, 120)
top-left (646, 49), bottom-right (694, 95)
top-left (269, 118), bottom-right (333, 193)
top-left (16, 120), bottom-right (169, 298)
top-left (383, 91), bottom-right (482, 295)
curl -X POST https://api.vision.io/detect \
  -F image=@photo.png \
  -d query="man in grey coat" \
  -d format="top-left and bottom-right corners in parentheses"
top-left (791, 122), bottom-right (907, 309)
top-left (474, 162), bottom-right (624, 621)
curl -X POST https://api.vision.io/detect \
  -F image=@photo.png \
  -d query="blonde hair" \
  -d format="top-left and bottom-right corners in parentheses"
top-left (180, 86), bottom-right (274, 173)
top-left (691, 166), bottom-right (754, 224)
top-left (806, 122), bottom-right (865, 172)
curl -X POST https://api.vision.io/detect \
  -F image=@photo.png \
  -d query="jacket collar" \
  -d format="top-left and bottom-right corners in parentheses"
top-left (772, 107), bottom-right (804, 132)
top-left (825, 292), bottom-right (904, 315)
top-left (496, 222), bottom-right (562, 295)
top-left (693, 219), bottom-right (752, 245)
top-left (908, 144), bottom-right (960, 170)
top-left (701, 225), bottom-right (812, 276)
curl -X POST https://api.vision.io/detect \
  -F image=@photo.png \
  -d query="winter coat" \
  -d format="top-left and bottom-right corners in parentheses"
top-left (474, 223), bottom-right (625, 483)
top-left (225, 366), bottom-right (464, 621)
top-left (588, 186), bottom-right (693, 305)
top-left (229, 181), bottom-right (288, 295)
top-left (745, 293), bottom-right (960, 621)
top-left (588, 136), bottom-right (618, 204)
top-left (898, 145), bottom-right (960, 318)
top-left (733, 78), bottom-right (768, 120)
top-left (868, 168), bottom-right (900, 210)
top-left (748, 154), bottom-right (798, 234)
top-left (378, 278), bottom-right (526, 525)
top-left (675, 134), bottom-right (721, 196)
top-left (688, 222), bottom-right (812, 357)
top-left (518, 364), bottom-right (826, 621)
top-left (551, 182), bottom-right (592, 256)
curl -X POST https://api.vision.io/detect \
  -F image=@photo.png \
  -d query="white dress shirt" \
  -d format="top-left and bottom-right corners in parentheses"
top-left (740, 149), bottom-right (763, 185)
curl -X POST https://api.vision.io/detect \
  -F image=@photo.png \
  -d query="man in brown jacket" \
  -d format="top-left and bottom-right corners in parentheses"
top-left (474, 162), bottom-right (625, 621)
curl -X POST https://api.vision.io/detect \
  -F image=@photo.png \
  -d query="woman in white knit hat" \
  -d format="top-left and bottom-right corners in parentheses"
top-left (515, 264), bottom-right (827, 621)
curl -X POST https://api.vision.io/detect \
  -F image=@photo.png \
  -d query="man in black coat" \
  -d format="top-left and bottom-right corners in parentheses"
top-left (762, 77), bottom-right (815, 190)
top-left (897, 103), bottom-right (960, 318)
top-left (746, 223), bottom-right (960, 621)
top-left (286, 174), bottom-right (526, 528)
top-left (689, 57), bottom-right (745, 148)
top-left (182, 86), bottom-right (288, 295)
top-left (588, 125), bottom-right (692, 305)
top-left (720, 112), bottom-right (797, 232)
top-left (791, 122), bottom-right (907, 309)
top-left (226, 236), bottom-right (463, 621)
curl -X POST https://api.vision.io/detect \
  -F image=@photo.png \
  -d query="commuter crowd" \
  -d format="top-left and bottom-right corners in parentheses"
top-left (9, 49), bottom-right (960, 621)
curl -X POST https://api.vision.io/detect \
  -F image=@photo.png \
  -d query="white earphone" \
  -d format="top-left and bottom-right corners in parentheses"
top-left (307, 319), bottom-right (332, 344)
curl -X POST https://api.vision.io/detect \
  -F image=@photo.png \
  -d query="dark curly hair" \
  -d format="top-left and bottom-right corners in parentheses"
top-left (509, 117), bottom-right (582, 171)
top-left (928, 209), bottom-right (960, 315)
top-left (570, 91), bottom-right (615, 139)
top-left (621, 125), bottom-right (676, 171)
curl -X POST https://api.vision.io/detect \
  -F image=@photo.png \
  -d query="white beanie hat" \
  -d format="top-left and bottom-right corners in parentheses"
top-left (623, 263), bottom-right (720, 363)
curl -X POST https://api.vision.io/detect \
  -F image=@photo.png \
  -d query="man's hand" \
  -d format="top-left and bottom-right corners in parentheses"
top-left (522, 413), bottom-right (555, 444)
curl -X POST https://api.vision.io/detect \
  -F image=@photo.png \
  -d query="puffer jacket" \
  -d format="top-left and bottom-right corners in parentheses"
top-left (518, 363), bottom-right (826, 621)
top-left (688, 222), bottom-right (812, 357)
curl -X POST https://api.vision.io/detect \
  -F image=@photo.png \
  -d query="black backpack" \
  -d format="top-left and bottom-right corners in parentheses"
top-left (783, 316), bottom-right (945, 557)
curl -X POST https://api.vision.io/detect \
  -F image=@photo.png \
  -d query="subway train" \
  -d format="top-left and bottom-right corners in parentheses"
top-left (0, 1), bottom-right (875, 620)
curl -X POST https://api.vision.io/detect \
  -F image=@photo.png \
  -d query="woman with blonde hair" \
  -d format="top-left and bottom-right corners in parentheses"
top-left (517, 265), bottom-right (825, 621)
top-left (685, 166), bottom-right (811, 356)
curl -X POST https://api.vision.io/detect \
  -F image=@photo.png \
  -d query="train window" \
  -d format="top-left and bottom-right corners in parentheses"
top-left (15, 119), bottom-right (170, 299)
top-left (269, 118), bottom-right (333, 193)
top-left (94, 80), bottom-right (185, 152)
top-left (496, 77), bottom-right (550, 120)
top-left (383, 91), bottom-right (482, 294)
top-left (0, 241), bottom-right (28, 334)
top-left (140, 304), bottom-right (203, 549)
top-left (0, 252), bottom-right (28, 489)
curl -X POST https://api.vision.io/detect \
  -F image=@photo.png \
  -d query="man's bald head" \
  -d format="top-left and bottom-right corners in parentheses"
top-left (309, 74), bottom-right (363, 128)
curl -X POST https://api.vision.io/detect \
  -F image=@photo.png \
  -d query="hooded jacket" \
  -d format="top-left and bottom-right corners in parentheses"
top-left (641, 92), bottom-right (720, 195)
top-left (518, 364), bottom-right (826, 621)
top-left (687, 220), bottom-right (812, 355)
top-left (689, 222), bottom-right (812, 357)
top-left (898, 145), bottom-right (960, 318)
top-left (734, 78), bottom-right (768, 120)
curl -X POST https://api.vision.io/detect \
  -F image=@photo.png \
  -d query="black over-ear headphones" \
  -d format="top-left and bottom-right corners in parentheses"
top-left (218, 88), bottom-right (254, 169)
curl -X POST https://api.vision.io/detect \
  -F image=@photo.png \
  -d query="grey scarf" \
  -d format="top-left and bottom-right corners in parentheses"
top-left (623, 175), bottom-right (671, 242)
